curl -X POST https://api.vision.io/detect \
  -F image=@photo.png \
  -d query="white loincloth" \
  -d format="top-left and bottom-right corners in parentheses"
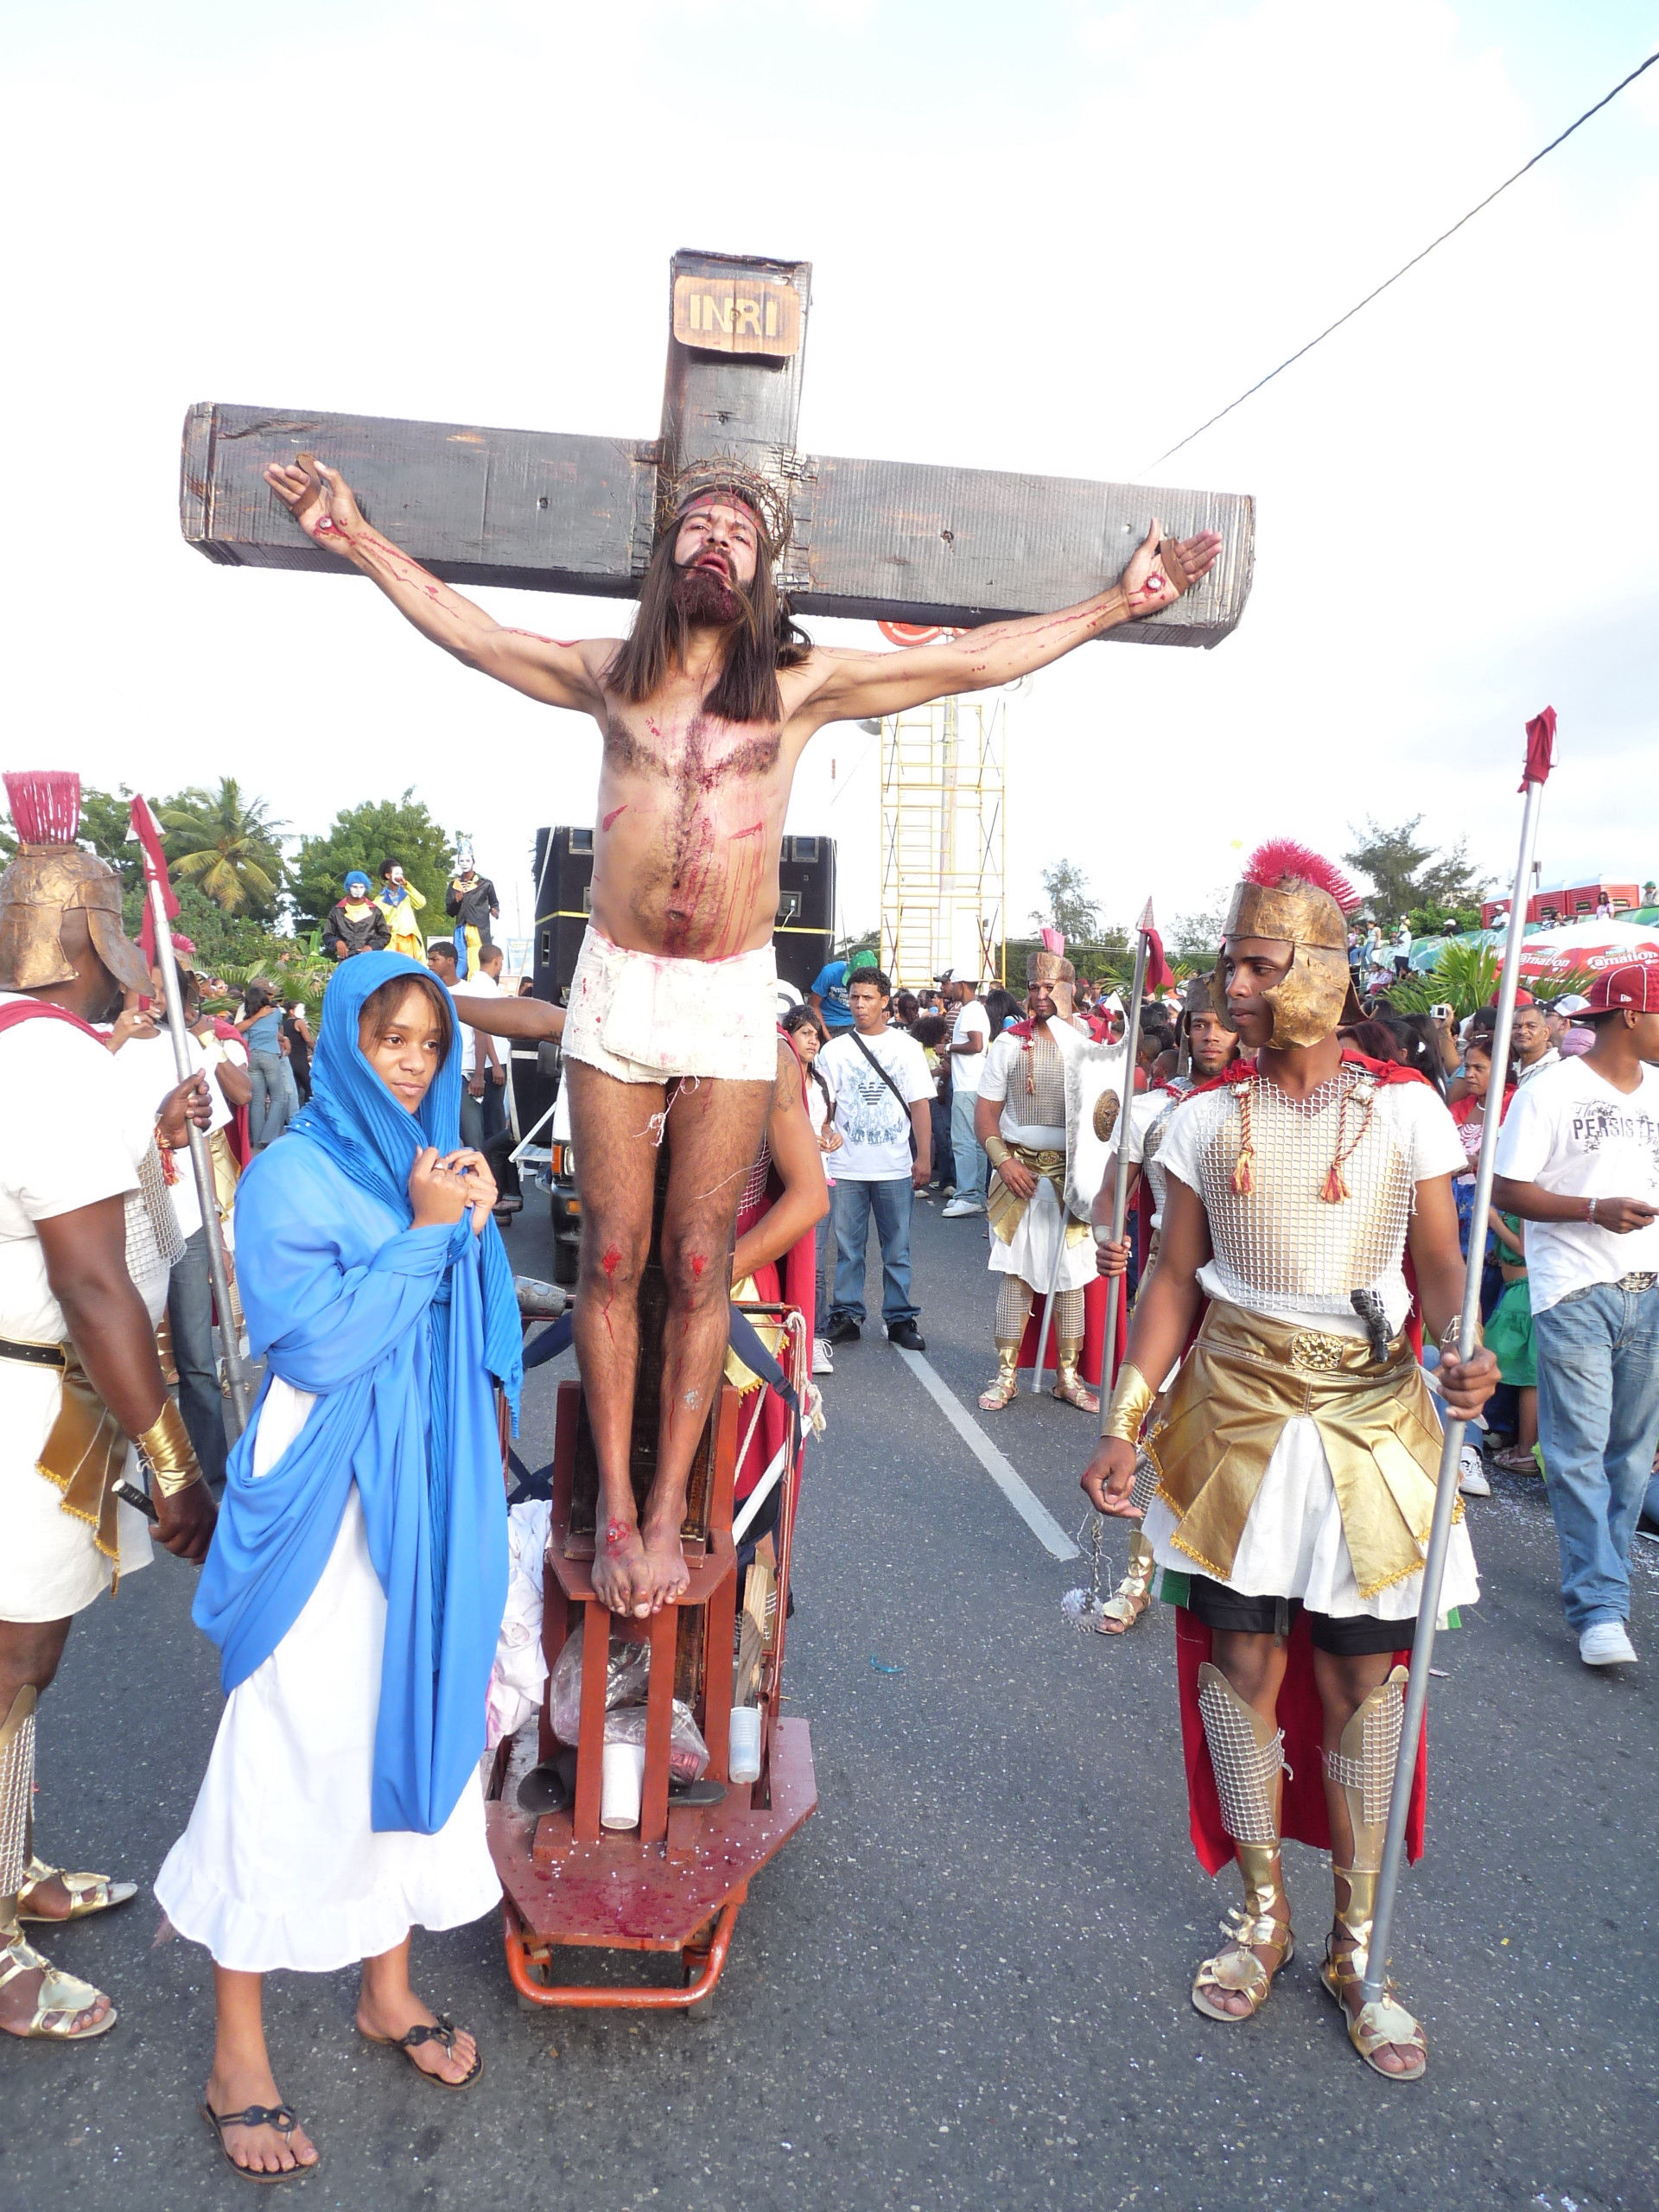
top-left (562, 925), bottom-right (778, 1084)
top-left (155, 1379), bottom-right (500, 1974)
top-left (1143, 1412), bottom-right (1481, 1626)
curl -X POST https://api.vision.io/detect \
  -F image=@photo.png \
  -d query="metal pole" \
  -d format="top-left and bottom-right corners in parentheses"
top-left (1095, 904), bottom-right (1154, 1434)
top-left (1362, 773), bottom-right (1545, 2003)
top-left (143, 872), bottom-right (252, 1435)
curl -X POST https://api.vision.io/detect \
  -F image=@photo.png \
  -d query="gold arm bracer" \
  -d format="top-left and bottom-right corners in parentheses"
top-left (134, 1398), bottom-right (202, 1499)
top-left (1103, 1361), bottom-right (1156, 1446)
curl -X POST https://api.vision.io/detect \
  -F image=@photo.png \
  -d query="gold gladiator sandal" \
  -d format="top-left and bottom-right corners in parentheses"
top-left (978, 1343), bottom-right (1021, 1412)
top-left (17, 1857), bottom-right (137, 1924)
top-left (0, 1688), bottom-right (114, 2042)
top-left (1191, 1664), bottom-right (1294, 2022)
top-left (1319, 1666), bottom-right (1427, 2082)
top-left (1096, 1529), bottom-right (1157, 1635)
top-left (1051, 1338), bottom-right (1100, 1414)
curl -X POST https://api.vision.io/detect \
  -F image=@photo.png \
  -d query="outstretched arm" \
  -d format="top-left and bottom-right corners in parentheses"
top-left (448, 993), bottom-right (564, 1044)
top-left (798, 521), bottom-right (1222, 726)
top-left (264, 454), bottom-right (611, 716)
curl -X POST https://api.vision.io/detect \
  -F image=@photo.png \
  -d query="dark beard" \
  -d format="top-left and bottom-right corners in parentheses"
top-left (671, 560), bottom-right (743, 626)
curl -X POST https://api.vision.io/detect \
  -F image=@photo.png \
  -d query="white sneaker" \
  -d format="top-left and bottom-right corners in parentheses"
top-left (812, 1338), bottom-right (834, 1376)
top-left (1457, 1445), bottom-right (1491, 1497)
top-left (940, 1197), bottom-right (983, 1218)
top-left (1580, 1621), bottom-right (1637, 1668)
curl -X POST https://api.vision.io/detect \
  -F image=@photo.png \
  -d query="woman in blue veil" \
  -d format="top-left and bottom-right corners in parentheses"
top-left (157, 953), bottom-right (523, 2181)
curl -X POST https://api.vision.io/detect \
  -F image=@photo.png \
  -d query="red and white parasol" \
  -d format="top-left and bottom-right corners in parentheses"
top-left (1517, 918), bottom-right (1659, 980)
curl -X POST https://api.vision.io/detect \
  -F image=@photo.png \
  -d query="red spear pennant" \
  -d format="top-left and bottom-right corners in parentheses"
top-left (1521, 705), bottom-right (1556, 791)
top-left (129, 796), bottom-right (178, 969)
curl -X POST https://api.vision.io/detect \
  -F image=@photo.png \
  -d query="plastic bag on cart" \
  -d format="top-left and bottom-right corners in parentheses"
top-left (486, 1500), bottom-right (552, 1751)
top-left (547, 1630), bottom-right (709, 1783)
top-left (603, 1700), bottom-right (710, 1786)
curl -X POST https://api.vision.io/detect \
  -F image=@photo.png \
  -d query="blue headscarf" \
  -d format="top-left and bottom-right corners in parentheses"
top-left (194, 952), bottom-right (524, 1834)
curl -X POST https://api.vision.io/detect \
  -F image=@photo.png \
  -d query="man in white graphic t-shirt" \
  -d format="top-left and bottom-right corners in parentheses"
top-left (817, 969), bottom-right (933, 1351)
top-left (1495, 962), bottom-right (1659, 1669)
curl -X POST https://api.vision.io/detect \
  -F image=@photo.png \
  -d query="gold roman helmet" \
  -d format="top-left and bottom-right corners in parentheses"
top-left (1211, 838), bottom-right (1364, 1050)
top-left (1026, 931), bottom-right (1076, 990)
top-left (0, 772), bottom-right (149, 995)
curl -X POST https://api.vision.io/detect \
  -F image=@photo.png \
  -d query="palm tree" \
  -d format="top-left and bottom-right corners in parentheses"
top-left (159, 779), bottom-right (286, 916)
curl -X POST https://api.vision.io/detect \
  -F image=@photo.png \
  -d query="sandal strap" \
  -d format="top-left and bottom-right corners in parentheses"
top-left (397, 2016), bottom-right (456, 2052)
top-left (1351, 1993), bottom-right (1426, 2062)
top-left (0, 1935), bottom-right (108, 2032)
top-left (207, 2103), bottom-right (298, 2139)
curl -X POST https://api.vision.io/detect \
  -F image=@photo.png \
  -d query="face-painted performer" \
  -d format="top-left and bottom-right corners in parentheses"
top-left (974, 936), bottom-right (1098, 1414)
top-left (1090, 976), bottom-right (1244, 1635)
top-left (443, 840), bottom-right (499, 981)
top-left (264, 447), bottom-right (1223, 1622)
top-left (375, 860), bottom-right (427, 961)
top-left (0, 772), bottom-right (216, 2045)
top-left (1079, 841), bottom-right (1497, 2082)
top-left (327, 870), bottom-right (391, 962)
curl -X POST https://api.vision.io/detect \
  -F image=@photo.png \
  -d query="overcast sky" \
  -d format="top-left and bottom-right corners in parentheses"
top-left (4, 0), bottom-right (1656, 950)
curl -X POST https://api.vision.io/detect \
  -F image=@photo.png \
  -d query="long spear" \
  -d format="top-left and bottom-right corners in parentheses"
top-left (1363, 708), bottom-right (1555, 2005)
top-left (1094, 899), bottom-right (1164, 1432)
top-left (130, 798), bottom-right (252, 1435)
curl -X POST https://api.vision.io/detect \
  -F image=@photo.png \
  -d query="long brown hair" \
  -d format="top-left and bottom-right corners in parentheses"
top-left (603, 524), bottom-right (811, 727)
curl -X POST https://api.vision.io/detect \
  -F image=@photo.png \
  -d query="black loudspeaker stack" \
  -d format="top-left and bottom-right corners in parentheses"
top-left (773, 833), bottom-right (836, 996)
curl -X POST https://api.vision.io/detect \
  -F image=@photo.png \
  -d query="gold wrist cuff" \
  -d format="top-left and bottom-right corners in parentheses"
top-left (134, 1398), bottom-right (202, 1499)
top-left (985, 1136), bottom-right (1011, 1169)
top-left (1103, 1362), bottom-right (1156, 1445)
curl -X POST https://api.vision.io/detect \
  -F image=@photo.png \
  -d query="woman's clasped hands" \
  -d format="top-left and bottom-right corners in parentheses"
top-left (408, 1146), bottom-right (498, 1235)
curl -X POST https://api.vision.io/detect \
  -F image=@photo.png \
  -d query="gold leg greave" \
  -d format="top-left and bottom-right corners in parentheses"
top-left (1319, 1665), bottom-right (1426, 2079)
top-left (978, 1341), bottom-right (1021, 1412)
top-left (1191, 1663), bottom-right (1292, 2021)
top-left (1051, 1338), bottom-right (1100, 1414)
top-left (1096, 1529), bottom-right (1157, 1633)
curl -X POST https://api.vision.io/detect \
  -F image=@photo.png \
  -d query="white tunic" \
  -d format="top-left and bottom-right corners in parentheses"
top-left (1145, 1071), bottom-right (1480, 1622)
top-left (977, 1026), bottom-right (1095, 1294)
top-left (0, 1001), bottom-right (157, 1618)
top-left (155, 1380), bottom-right (500, 1973)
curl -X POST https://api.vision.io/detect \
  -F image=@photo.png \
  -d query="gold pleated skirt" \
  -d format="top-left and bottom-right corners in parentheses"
top-left (1145, 1304), bottom-right (1459, 1600)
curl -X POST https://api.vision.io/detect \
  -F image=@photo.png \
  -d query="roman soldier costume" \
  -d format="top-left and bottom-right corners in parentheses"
top-left (977, 936), bottom-right (1098, 1414)
top-left (1096, 841), bottom-right (1478, 2078)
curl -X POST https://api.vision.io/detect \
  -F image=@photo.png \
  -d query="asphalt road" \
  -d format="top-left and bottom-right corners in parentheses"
top-left (3, 1190), bottom-right (1656, 2212)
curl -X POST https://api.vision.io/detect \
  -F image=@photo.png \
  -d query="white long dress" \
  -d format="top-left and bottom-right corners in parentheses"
top-left (156, 1379), bottom-right (501, 1974)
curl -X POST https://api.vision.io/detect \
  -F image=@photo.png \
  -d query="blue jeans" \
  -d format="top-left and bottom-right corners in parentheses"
top-left (166, 1226), bottom-right (228, 1491)
top-left (950, 1086), bottom-right (986, 1205)
top-left (1533, 1279), bottom-right (1659, 1631)
top-left (248, 1049), bottom-right (294, 1148)
top-left (830, 1176), bottom-right (918, 1327)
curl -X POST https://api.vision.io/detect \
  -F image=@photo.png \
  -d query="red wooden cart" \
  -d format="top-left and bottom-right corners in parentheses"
top-left (486, 1300), bottom-right (816, 2015)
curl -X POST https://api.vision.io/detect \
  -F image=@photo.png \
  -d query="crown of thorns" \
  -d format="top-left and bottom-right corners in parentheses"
top-left (657, 459), bottom-right (793, 560)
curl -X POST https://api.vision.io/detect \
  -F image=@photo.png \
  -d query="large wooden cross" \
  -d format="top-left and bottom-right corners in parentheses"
top-left (181, 247), bottom-right (1253, 645)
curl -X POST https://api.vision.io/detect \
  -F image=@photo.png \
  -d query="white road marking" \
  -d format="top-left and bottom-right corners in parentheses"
top-left (894, 1348), bottom-right (1080, 1561)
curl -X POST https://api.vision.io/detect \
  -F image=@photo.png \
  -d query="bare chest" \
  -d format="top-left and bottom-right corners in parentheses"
top-left (601, 697), bottom-right (783, 794)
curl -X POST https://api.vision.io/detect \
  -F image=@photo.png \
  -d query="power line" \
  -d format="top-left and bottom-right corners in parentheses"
top-left (1136, 46), bottom-right (1659, 479)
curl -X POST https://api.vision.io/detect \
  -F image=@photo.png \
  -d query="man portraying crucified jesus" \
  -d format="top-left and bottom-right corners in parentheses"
top-left (264, 450), bottom-right (1222, 1620)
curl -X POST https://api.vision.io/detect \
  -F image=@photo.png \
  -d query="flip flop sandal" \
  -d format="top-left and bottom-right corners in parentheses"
top-left (17, 1856), bottom-right (138, 1923)
top-left (361, 2013), bottom-right (483, 2090)
top-left (200, 2100), bottom-right (320, 2183)
top-left (0, 1935), bottom-right (116, 2040)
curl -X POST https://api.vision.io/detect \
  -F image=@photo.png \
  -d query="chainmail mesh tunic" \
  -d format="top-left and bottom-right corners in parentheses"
top-left (1156, 1069), bottom-right (1465, 1327)
top-left (125, 1143), bottom-right (185, 1308)
top-left (1014, 1029), bottom-right (1067, 1130)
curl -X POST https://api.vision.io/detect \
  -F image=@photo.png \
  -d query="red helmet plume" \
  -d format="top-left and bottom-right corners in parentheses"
top-left (1243, 838), bottom-right (1357, 915)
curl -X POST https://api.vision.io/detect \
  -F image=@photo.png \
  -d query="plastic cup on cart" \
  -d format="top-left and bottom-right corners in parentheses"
top-left (728, 1706), bottom-right (761, 1784)
top-left (601, 1740), bottom-right (645, 1828)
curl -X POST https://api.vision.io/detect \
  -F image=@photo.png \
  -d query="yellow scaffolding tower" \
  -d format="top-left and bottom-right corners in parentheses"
top-left (879, 694), bottom-right (1007, 991)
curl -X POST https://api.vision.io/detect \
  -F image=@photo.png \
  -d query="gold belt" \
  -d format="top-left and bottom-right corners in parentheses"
top-left (987, 1145), bottom-right (1084, 1249)
top-left (1197, 1304), bottom-right (1414, 1378)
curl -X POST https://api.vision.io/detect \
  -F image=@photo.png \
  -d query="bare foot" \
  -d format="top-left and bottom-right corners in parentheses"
top-left (593, 1513), bottom-right (652, 1618)
top-left (0, 1945), bottom-right (111, 2037)
top-left (203, 2061), bottom-right (319, 2176)
top-left (356, 1993), bottom-right (479, 2085)
top-left (639, 1510), bottom-right (690, 1612)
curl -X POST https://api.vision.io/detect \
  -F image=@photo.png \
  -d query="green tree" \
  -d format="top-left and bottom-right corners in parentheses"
top-left (290, 791), bottom-right (454, 932)
top-left (1031, 858), bottom-right (1101, 944)
top-left (1170, 896), bottom-right (1230, 963)
top-left (160, 779), bottom-right (286, 918)
top-left (1343, 817), bottom-right (1492, 927)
